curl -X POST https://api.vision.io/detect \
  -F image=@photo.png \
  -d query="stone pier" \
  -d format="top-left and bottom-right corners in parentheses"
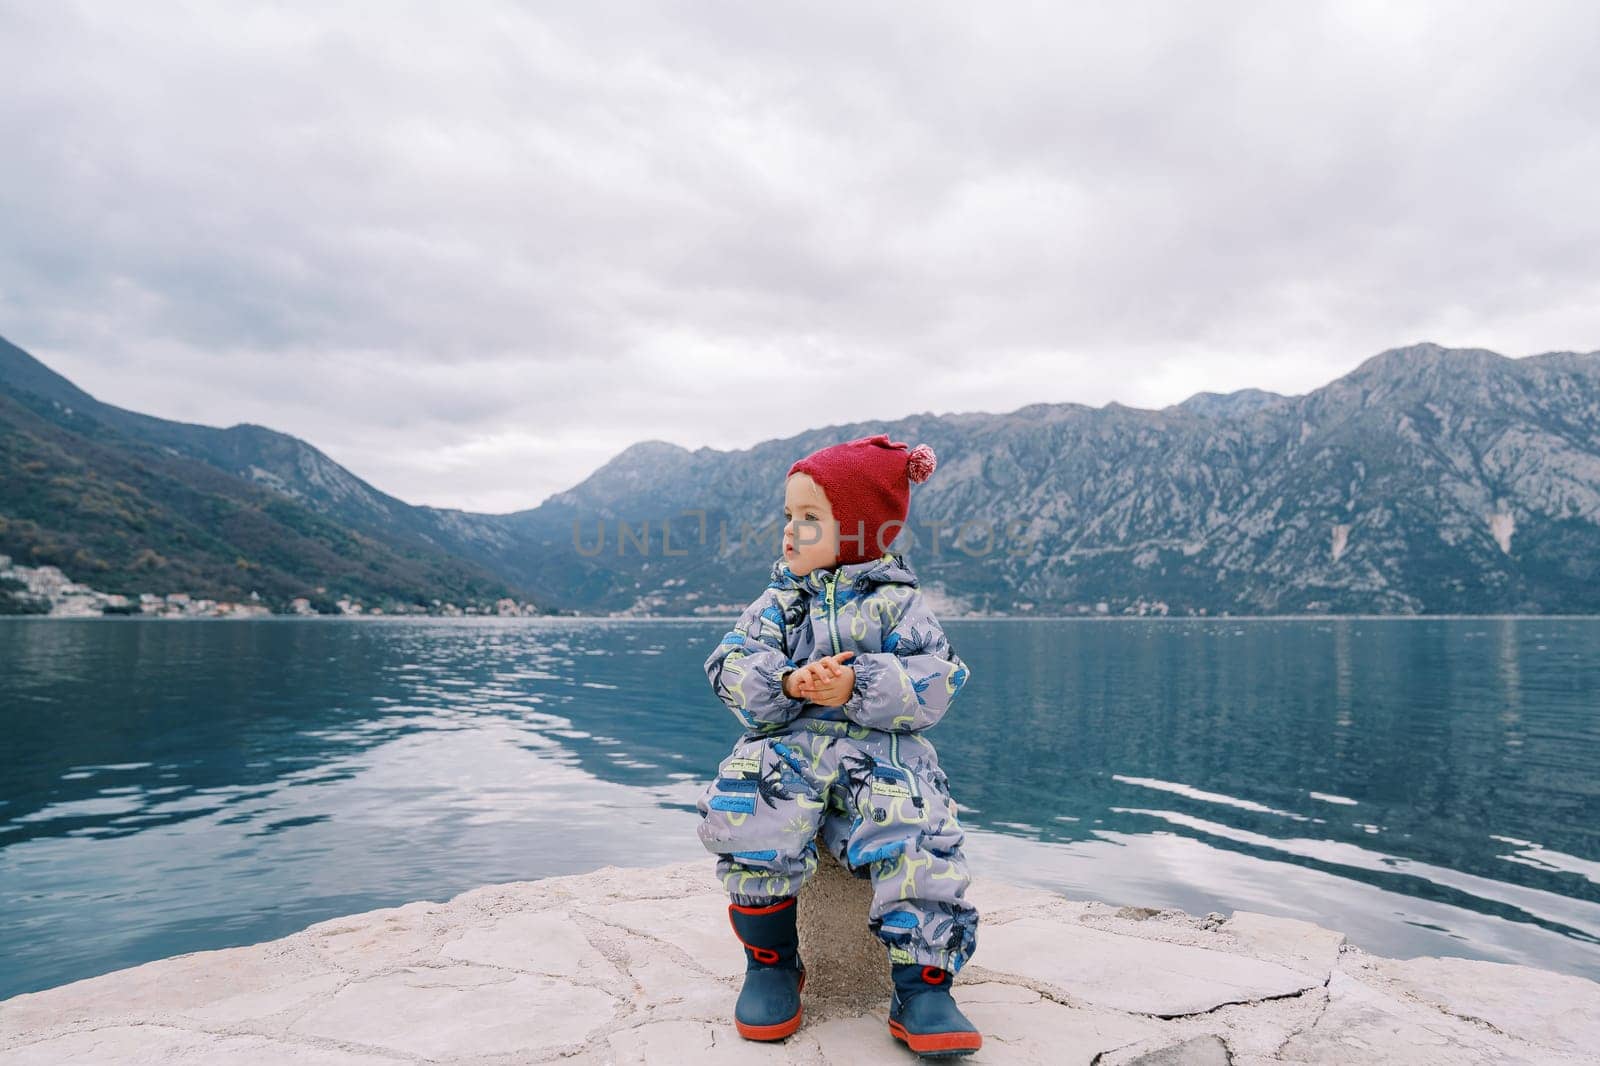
top-left (3, 860), bottom-right (1597, 1064)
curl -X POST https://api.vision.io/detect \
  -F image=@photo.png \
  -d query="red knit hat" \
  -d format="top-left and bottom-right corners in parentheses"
top-left (786, 433), bottom-right (938, 566)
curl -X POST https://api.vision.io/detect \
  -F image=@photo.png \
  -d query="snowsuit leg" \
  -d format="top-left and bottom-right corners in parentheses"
top-left (831, 730), bottom-right (979, 974)
top-left (697, 731), bottom-right (831, 906)
top-left (698, 726), bottom-right (979, 973)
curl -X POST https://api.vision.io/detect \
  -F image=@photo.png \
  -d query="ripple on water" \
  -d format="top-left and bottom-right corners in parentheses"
top-left (0, 615), bottom-right (1597, 1000)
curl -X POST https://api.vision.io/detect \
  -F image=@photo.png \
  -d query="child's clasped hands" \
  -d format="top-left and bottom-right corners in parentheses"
top-left (783, 651), bottom-right (855, 706)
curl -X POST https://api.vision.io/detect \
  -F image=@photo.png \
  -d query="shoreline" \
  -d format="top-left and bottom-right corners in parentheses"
top-left (3, 860), bottom-right (1595, 1064)
top-left (5, 612), bottom-right (1600, 622)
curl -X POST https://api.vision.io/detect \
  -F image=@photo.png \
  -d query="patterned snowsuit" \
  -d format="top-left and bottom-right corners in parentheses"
top-left (696, 551), bottom-right (979, 974)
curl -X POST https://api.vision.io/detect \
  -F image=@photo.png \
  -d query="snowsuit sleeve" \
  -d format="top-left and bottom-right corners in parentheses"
top-left (842, 587), bottom-right (970, 733)
top-left (705, 588), bottom-right (806, 733)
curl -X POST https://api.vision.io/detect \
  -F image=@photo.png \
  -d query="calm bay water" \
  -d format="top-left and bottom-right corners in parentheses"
top-left (1, 616), bottom-right (1597, 999)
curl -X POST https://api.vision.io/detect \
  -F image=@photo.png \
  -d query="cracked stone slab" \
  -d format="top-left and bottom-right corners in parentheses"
top-left (978, 916), bottom-right (1318, 1016)
top-left (801, 1014), bottom-right (895, 1064)
top-left (958, 982), bottom-right (1163, 1064)
top-left (439, 908), bottom-right (615, 978)
top-left (586, 892), bottom-right (745, 980)
top-left (606, 1017), bottom-right (824, 1064)
top-left (0, 943), bottom-right (333, 1040)
top-left (621, 950), bottom-right (729, 1013)
top-left (0, 1025), bottom-right (413, 1066)
top-left (289, 964), bottom-right (619, 1058)
top-left (176, 970), bottom-right (349, 1027)
top-left (1221, 911), bottom-right (1346, 979)
top-left (298, 902), bottom-right (446, 974)
top-left (1277, 968), bottom-right (1563, 1066)
top-left (3, 860), bottom-right (1596, 1065)
top-left (1127, 1033), bottom-right (1233, 1065)
top-left (1363, 954), bottom-right (1600, 1061)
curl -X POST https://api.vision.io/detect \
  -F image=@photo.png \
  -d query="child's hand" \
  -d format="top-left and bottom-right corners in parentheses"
top-left (784, 652), bottom-right (855, 706)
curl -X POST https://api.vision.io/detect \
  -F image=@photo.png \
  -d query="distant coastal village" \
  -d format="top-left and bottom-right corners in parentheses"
top-left (0, 555), bottom-right (540, 619)
top-left (2, 552), bottom-right (1192, 621)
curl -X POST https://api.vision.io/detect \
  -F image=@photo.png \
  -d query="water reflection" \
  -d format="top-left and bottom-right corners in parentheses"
top-left (1498, 618), bottom-right (1524, 752)
top-left (1, 616), bottom-right (1598, 1000)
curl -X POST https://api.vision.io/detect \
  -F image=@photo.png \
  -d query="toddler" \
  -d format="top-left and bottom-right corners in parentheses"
top-left (697, 433), bottom-right (982, 1057)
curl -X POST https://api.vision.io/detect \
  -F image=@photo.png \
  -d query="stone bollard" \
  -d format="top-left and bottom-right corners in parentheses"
top-left (796, 843), bottom-right (891, 1011)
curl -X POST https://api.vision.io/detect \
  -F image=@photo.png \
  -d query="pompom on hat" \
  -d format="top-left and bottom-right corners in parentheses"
top-left (787, 433), bottom-right (938, 566)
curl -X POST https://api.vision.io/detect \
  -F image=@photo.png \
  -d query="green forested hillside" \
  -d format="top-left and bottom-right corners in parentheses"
top-left (0, 387), bottom-right (514, 609)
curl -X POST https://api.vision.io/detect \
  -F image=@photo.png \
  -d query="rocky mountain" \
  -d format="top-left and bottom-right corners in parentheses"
top-left (516, 342), bottom-right (1600, 616)
top-left (4, 334), bottom-right (1597, 615)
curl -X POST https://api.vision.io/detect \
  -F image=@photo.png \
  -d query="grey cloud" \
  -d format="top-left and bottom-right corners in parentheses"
top-left (2, 1), bottom-right (1598, 511)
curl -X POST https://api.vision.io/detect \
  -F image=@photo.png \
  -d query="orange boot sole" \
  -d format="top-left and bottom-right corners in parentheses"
top-left (888, 1018), bottom-right (983, 1056)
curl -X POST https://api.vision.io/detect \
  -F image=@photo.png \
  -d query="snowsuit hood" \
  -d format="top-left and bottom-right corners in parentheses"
top-left (766, 551), bottom-right (919, 596)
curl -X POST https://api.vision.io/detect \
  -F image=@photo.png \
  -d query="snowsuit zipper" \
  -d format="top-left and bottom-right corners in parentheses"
top-left (825, 572), bottom-right (841, 656)
top-left (829, 570), bottom-right (924, 811)
top-left (889, 733), bottom-right (926, 810)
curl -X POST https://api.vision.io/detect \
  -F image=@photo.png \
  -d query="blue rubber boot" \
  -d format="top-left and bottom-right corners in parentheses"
top-left (727, 897), bottom-right (806, 1041)
top-left (888, 964), bottom-right (982, 1058)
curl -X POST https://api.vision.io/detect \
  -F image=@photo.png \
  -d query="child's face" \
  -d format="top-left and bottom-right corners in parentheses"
top-left (782, 472), bottom-right (838, 576)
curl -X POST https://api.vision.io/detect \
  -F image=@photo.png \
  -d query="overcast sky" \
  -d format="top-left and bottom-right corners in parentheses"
top-left (2, 2), bottom-right (1597, 512)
